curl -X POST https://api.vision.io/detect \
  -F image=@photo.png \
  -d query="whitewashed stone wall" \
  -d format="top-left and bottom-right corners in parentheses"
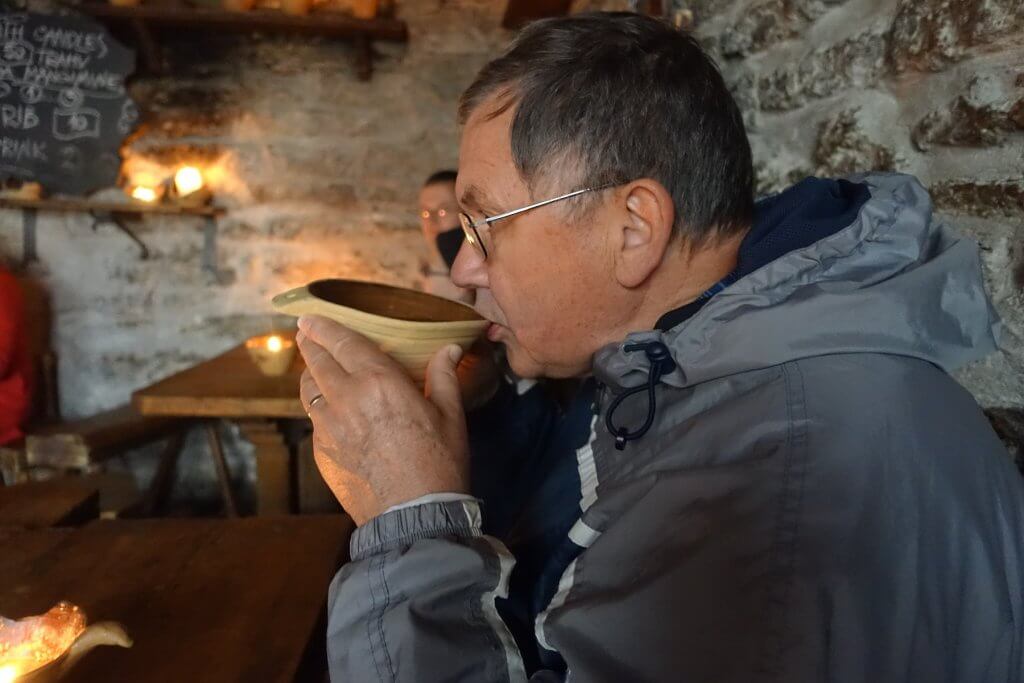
top-left (3, 0), bottom-right (1020, 500)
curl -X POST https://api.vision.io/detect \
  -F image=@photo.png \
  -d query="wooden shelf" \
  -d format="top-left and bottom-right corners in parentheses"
top-left (0, 196), bottom-right (224, 217)
top-left (75, 3), bottom-right (408, 41)
top-left (68, 2), bottom-right (408, 79)
top-left (3, 196), bottom-right (227, 277)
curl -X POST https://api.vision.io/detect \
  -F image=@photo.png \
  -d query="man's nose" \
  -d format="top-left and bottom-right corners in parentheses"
top-left (450, 239), bottom-right (488, 290)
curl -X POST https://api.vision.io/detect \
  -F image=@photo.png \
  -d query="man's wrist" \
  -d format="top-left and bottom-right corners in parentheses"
top-left (351, 498), bottom-right (484, 561)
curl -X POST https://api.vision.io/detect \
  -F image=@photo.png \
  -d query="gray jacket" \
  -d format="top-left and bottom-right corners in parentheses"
top-left (327, 173), bottom-right (1024, 682)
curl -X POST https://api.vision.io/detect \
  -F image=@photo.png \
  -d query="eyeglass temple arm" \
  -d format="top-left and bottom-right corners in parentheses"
top-left (481, 186), bottom-right (608, 226)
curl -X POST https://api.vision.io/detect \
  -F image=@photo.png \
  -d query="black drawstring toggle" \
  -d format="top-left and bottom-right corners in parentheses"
top-left (605, 341), bottom-right (676, 450)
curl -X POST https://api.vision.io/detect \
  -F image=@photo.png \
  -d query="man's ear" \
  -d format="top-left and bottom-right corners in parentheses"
top-left (613, 179), bottom-right (675, 288)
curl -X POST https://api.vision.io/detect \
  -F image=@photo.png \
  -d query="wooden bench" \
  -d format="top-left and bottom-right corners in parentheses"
top-left (26, 406), bottom-right (180, 471)
top-left (0, 478), bottom-right (99, 528)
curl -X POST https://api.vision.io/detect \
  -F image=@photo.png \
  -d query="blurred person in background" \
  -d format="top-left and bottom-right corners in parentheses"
top-left (418, 169), bottom-right (471, 302)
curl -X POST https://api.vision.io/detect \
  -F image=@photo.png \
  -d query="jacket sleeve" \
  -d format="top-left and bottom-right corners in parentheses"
top-left (326, 498), bottom-right (536, 682)
top-left (326, 382), bottom-right (566, 682)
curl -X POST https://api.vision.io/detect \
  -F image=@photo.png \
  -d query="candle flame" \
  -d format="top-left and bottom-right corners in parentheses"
top-left (174, 167), bottom-right (204, 196)
top-left (267, 335), bottom-right (283, 352)
top-left (0, 665), bottom-right (18, 683)
top-left (131, 186), bottom-right (158, 203)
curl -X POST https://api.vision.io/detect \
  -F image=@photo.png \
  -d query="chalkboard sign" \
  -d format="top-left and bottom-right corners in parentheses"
top-left (0, 11), bottom-right (137, 195)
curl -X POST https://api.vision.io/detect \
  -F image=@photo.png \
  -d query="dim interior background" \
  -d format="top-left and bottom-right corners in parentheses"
top-left (3, 0), bottom-right (1022, 506)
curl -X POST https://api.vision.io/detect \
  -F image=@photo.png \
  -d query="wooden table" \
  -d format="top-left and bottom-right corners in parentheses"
top-left (133, 335), bottom-right (335, 515)
top-left (0, 479), bottom-right (99, 528)
top-left (0, 515), bottom-right (353, 682)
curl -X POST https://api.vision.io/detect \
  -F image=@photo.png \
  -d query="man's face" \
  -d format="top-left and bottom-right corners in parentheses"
top-left (418, 181), bottom-right (460, 245)
top-left (451, 103), bottom-right (630, 379)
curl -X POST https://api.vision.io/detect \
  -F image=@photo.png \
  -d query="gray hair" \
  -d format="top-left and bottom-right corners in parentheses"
top-left (459, 12), bottom-right (754, 242)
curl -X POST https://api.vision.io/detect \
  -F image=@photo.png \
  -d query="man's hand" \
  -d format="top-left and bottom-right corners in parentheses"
top-left (295, 315), bottom-right (469, 526)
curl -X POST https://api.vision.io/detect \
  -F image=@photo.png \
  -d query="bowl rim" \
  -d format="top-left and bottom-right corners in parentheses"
top-left (273, 279), bottom-right (489, 334)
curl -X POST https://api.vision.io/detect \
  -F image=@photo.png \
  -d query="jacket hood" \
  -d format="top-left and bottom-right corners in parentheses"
top-left (594, 172), bottom-right (1002, 392)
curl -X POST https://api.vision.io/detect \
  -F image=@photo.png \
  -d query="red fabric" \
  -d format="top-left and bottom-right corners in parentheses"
top-left (0, 269), bottom-right (33, 445)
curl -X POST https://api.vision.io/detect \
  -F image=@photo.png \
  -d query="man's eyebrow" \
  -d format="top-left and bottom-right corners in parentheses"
top-left (459, 184), bottom-right (497, 214)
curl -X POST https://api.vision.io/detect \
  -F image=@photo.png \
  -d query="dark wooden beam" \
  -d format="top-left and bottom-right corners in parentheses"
top-left (74, 3), bottom-right (409, 42)
top-left (0, 197), bottom-right (224, 217)
top-left (502, 0), bottom-right (573, 30)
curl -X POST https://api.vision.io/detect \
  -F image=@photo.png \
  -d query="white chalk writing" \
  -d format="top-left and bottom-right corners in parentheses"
top-left (36, 49), bottom-right (90, 71)
top-left (0, 12), bottom-right (135, 193)
top-left (116, 99), bottom-right (138, 135)
top-left (0, 104), bottom-right (39, 130)
top-left (1, 39), bottom-right (33, 65)
top-left (0, 137), bottom-right (46, 162)
top-left (0, 23), bottom-right (25, 44)
top-left (52, 108), bottom-right (100, 140)
top-left (31, 27), bottom-right (108, 58)
top-left (22, 65), bottom-right (121, 94)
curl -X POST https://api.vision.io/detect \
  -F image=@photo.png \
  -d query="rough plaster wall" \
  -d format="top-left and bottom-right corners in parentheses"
top-left (4, 0), bottom-right (1021, 498)
top-left (583, 0), bottom-right (1024, 413)
top-left (0, 1), bottom-right (510, 504)
top-left (2, 0), bottom-right (509, 420)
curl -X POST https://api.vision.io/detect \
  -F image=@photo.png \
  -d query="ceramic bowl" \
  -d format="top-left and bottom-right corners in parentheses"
top-left (271, 279), bottom-right (488, 384)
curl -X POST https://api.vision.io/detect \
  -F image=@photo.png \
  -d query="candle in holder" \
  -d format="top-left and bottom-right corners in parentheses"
top-left (245, 334), bottom-right (297, 377)
top-left (171, 166), bottom-right (211, 206)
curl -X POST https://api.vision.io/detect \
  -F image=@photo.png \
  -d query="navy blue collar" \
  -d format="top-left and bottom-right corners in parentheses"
top-left (655, 177), bottom-right (870, 332)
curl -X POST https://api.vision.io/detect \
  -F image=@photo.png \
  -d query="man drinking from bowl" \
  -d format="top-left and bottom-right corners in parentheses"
top-left (296, 12), bottom-right (1024, 682)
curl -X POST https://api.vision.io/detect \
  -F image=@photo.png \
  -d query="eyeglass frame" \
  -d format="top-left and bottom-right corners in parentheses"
top-left (458, 184), bottom-right (615, 261)
top-left (420, 207), bottom-right (455, 221)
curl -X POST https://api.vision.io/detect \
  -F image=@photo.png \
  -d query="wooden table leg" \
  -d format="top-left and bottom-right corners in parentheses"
top-left (238, 420), bottom-right (292, 515)
top-left (141, 430), bottom-right (186, 517)
top-left (205, 421), bottom-right (240, 518)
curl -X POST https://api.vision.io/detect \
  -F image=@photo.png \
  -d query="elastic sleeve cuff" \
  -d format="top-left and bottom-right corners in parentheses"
top-left (383, 492), bottom-right (476, 515)
top-left (350, 498), bottom-right (484, 561)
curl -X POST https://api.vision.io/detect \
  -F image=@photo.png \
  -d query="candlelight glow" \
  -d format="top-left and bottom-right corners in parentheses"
top-left (131, 186), bottom-right (158, 203)
top-left (174, 166), bottom-right (205, 196)
top-left (245, 334), bottom-right (296, 376)
top-left (0, 603), bottom-right (87, 679)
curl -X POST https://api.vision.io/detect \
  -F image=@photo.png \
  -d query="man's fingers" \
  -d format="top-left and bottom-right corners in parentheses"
top-left (296, 333), bottom-right (348, 404)
top-left (297, 315), bottom-right (398, 374)
top-left (299, 368), bottom-right (324, 414)
top-left (425, 344), bottom-right (465, 424)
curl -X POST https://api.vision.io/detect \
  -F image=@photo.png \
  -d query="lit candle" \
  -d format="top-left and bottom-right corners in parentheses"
top-left (171, 166), bottom-right (211, 207)
top-left (0, 664), bottom-right (18, 683)
top-left (174, 166), bottom-right (204, 197)
top-left (131, 186), bottom-right (158, 203)
top-left (245, 334), bottom-right (296, 377)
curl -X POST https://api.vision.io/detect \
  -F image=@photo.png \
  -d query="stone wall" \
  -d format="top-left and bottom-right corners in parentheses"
top-left (1, 0), bottom-right (511, 504)
top-left (3, 0), bottom-right (509, 419)
top-left (4, 0), bottom-right (1021, 499)
top-left (694, 0), bottom-right (1024, 411)
top-left (583, 0), bottom-right (1024, 422)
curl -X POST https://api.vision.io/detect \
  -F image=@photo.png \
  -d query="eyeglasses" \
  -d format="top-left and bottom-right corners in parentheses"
top-left (458, 185), bottom-right (613, 261)
top-left (420, 208), bottom-right (453, 221)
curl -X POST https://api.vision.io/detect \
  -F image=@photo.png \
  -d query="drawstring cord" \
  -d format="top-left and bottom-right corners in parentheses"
top-left (604, 340), bottom-right (676, 450)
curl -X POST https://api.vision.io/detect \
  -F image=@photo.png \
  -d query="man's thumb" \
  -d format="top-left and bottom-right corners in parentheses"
top-left (426, 344), bottom-right (464, 419)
